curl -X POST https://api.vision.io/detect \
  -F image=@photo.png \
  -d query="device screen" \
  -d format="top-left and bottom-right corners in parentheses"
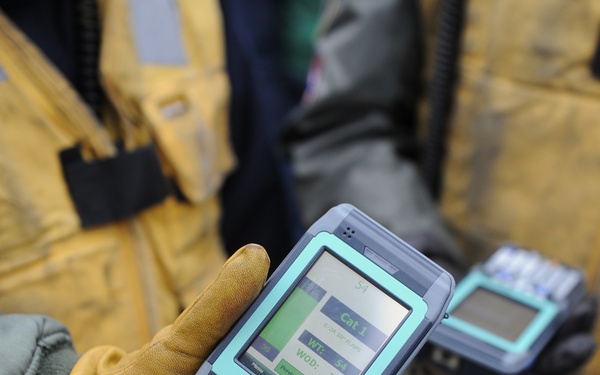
top-left (239, 250), bottom-right (411, 375)
top-left (451, 287), bottom-right (539, 342)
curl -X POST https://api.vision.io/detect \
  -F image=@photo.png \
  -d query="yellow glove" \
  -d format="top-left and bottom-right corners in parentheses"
top-left (71, 244), bottom-right (270, 375)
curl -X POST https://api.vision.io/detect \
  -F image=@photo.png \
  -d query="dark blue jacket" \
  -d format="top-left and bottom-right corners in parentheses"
top-left (219, 0), bottom-right (305, 270)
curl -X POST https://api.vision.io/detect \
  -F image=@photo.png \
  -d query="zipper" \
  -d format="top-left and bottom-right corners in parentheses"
top-left (76, 0), bottom-right (105, 121)
top-left (421, 0), bottom-right (467, 200)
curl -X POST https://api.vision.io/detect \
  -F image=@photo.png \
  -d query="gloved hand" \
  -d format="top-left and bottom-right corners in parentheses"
top-left (71, 243), bottom-right (270, 375)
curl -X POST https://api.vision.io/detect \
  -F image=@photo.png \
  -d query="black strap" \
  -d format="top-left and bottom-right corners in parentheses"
top-left (60, 143), bottom-right (170, 228)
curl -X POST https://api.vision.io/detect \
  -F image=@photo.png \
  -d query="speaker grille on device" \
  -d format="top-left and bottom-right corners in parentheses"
top-left (342, 227), bottom-right (356, 239)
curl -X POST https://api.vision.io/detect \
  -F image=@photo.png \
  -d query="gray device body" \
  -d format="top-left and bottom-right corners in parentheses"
top-left (197, 204), bottom-right (455, 375)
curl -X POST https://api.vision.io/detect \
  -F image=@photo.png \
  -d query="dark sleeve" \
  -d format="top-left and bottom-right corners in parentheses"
top-left (0, 314), bottom-right (79, 375)
top-left (282, 0), bottom-right (465, 269)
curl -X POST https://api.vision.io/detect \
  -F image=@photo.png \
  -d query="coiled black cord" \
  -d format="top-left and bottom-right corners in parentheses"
top-left (421, 0), bottom-right (466, 200)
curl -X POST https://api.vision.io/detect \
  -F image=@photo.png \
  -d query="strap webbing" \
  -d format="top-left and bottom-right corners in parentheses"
top-left (60, 143), bottom-right (170, 228)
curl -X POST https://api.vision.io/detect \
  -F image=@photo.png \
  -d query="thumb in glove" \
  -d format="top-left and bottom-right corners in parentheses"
top-left (71, 243), bottom-right (270, 375)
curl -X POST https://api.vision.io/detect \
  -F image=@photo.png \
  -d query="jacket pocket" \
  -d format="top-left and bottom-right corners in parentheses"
top-left (140, 68), bottom-right (235, 204)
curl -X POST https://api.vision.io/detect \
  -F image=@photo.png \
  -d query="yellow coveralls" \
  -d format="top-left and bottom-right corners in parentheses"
top-left (430, 0), bottom-right (600, 372)
top-left (0, 0), bottom-right (233, 353)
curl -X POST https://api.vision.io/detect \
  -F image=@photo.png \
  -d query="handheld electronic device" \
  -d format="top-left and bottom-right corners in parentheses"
top-left (428, 244), bottom-right (586, 374)
top-left (197, 204), bottom-right (455, 375)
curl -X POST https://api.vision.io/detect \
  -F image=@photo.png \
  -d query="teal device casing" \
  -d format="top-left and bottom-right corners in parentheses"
top-left (196, 204), bottom-right (455, 375)
top-left (429, 249), bottom-right (586, 375)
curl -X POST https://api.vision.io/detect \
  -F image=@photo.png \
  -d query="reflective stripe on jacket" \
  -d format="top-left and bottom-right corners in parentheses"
top-left (0, 0), bottom-right (233, 353)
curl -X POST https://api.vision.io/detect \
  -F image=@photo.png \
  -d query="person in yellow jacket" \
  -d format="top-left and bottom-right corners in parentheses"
top-left (0, 0), bottom-right (274, 373)
top-left (284, 0), bottom-right (600, 373)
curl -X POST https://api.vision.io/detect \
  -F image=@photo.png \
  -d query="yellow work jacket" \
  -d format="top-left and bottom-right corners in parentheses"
top-left (0, 0), bottom-right (234, 353)
top-left (433, 0), bottom-right (600, 372)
